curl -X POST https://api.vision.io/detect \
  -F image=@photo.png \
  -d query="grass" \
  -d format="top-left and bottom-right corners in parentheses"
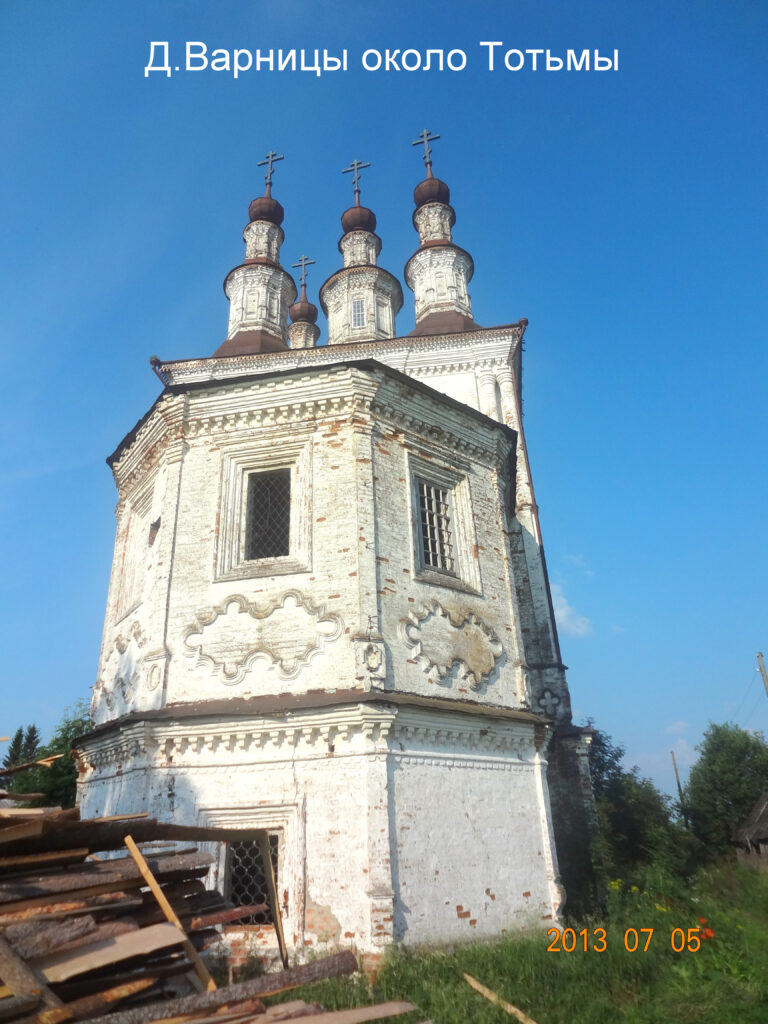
top-left (262, 862), bottom-right (768, 1023)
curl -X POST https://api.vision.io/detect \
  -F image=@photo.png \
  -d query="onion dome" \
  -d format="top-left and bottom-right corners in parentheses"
top-left (341, 203), bottom-right (377, 234)
top-left (249, 189), bottom-right (285, 226)
top-left (289, 283), bottom-right (318, 324)
top-left (414, 173), bottom-right (450, 209)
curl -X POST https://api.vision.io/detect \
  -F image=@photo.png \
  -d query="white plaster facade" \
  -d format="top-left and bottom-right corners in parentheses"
top-left (76, 169), bottom-right (594, 960)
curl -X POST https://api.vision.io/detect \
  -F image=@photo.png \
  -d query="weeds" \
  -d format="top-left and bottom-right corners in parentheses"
top-left (263, 863), bottom-right (768, 1024)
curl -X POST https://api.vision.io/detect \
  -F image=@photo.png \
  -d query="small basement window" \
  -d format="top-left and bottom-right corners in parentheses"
top-left (351, 298), bottom-right (365, 328)
top-left (417, 480), bottom-right (455, 574)
top-left (244, 469), bottom-right (291, 560)
top-left (226, 836), bottom-right (279, 926)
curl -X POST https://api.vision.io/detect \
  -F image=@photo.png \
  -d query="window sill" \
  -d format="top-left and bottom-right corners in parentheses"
top-left (216, 555), bottom-right (310, 582)
top-left (414, 566), bottom-right (482, 596)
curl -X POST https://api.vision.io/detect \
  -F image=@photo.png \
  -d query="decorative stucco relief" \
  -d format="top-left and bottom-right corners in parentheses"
top-left (353, 634), bottom-right (387, 688)
top-left (183, 590), bottom-right (343, 685)
top-left (398, 601), bottom-right (502, 690)
top-left (92, 622), bottom-right (147, 723)
top-left (537, 689), bottom-right (561, 717)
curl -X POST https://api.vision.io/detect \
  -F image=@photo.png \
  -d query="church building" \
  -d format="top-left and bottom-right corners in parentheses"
top-left (75, 134), bottom-right (595, 956)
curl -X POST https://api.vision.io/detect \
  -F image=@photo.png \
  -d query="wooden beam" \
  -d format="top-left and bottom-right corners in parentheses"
top-left (31, 978), bottom-right (159, 1024)
top-left (74, 951), bottom-right (359, 1024)
top-left (0, 849), bottom-right (90, 873)
top-left (34, 922), bottom-right (183, 983)
top-left (463, 973), bottom-right (539, 1024)
top-left (0, 821), bottom-right (46, 846)
top-left (255, 832), bottom-right (288, 970)
top-left (0, 851), bottom-right (213, 913)
top-left (272, 1005), bottom-right (415, 1024)
top-left (123, 836), bottom-right (216, 994)
top-left (0, 934), bottom-right (63, 1009)
top-left (0, 756), bottom-right (63, 778)
top-left (5, 915), bottom-right (97, 959)
top-left (0, 994), bottom-right (41, 1021)
top-left (187, 905), bottom-right (268, 930)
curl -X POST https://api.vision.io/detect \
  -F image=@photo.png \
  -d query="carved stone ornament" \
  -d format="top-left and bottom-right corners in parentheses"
top-left (353, 635), bottom-right (387, 687)
top-left (538, 689), bottom-right (561, 717)
top-left (92, 622), bottom-right (147, 722)
top-left (399, 601), bottom-right (502, 690)
top-left (184, 590), bottom-right (343, 685)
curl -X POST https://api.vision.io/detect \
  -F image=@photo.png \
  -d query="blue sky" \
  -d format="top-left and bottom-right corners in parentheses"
top-left (1, 0), bottom-right (766, 796)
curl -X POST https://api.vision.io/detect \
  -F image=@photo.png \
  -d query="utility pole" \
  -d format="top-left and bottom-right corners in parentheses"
top-left (757, 653), bottom-right (768, 699)
top-left (670, 749), bottom-right (688, 827)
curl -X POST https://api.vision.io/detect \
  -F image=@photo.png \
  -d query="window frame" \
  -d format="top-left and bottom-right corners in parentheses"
top-left (244, 468), bottom-right (292, 562)
top-left (224, 834), bottom-right (280, 927)
top-left (407, 452), bottom-right (482, 594)
top-left (215, 436), bottom-right (312, 580)
top-left (200, 802), bottom-right (302, 949)
top-left (351, 297), bottom-right (366, 329)
top-left (415, 478), bottom-right (457, 576)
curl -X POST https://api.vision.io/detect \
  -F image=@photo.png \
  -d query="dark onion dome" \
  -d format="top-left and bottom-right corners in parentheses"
top-left (248, 193), bottom-right (285, 226)
top-left (341, 204), bottom-right (377, 234)
top-left (414, 175), bottom-right (450, 209)
top-left (289, 285), bottom-right (318, 324)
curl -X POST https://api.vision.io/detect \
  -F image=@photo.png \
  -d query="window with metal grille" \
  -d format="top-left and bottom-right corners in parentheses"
top-left (244, 469), bottom-right (290, 560)
top-left (417, 480), bottom-right (455, 574)
top-left (226, 836), bottom-right (279, 926)
top-left (351, 298), bottom-right (365, 328)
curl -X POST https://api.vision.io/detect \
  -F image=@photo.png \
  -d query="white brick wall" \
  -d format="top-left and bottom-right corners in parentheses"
top-left (79, 339), bottom-right (575, 954)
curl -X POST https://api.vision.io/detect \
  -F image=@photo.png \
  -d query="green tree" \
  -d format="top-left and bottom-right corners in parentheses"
top-left (2, 725), bottom-right (41, 770)
top-left (586, 725), bottom-right (701, 884)
top-left (685, 722), bottom-right (768, 855)
top-left (17, 702), bottom-right (91, 807)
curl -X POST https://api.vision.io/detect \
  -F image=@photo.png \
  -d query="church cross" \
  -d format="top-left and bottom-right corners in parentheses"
top-left (291, 254), bottom-right (315, 288)
top-left (342, 158), bottom-right (371, 199)
top-left (257, 150), bottom-right (284, 189)
top-left (412, 128), bottom-right (440, 170)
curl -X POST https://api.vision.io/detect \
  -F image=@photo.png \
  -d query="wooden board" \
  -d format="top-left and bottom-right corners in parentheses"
top-left (33, 923), bottom-right (184, 983)
top-left (0, 934), bottom-right (63, 1009)
top-left (272, 1005), bottom-right (416, 1024)
top-left (123, 837), bottom-right (215, 994)
top-left (74, 952), bottom-right (359, 1024)
top-left (0, 849), bottom-right (90, 874)
top-left (5, 915), bottom-right (96, 959)
top-left (0, 852), bottom-right (213, 913)
top-left (0, 994), bottom-right (41, 1021)
top-left (0, 892), bottom-right (143, 928)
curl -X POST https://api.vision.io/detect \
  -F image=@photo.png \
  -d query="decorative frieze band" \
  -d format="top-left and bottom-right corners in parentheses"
top-left (77, 703), bottom-right (539, 773)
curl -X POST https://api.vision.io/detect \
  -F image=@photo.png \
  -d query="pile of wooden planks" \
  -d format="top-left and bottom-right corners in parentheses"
top-left (0, 803), bottom-right (420, 1024)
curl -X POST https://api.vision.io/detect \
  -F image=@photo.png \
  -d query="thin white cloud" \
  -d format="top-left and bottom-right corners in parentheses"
top-left (564, 553), bottom-right (595, 577)
top-left (610, 623), bottom-right (627, 634)
top-left (551, 583), bottom-right (593, 638)
top-left (666, 721), bottom-right (688, 735)
top-left (632, 738), bottom-right (697, 790)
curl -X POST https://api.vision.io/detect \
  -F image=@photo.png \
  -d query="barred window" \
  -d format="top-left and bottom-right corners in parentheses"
top-left (351, 298), bottom-right (365, 328)
top-left (226, 836), bottom-right (279, 926)
top-left (244, 469), bottom-right (290, 560)
top-left (417, 480), bottom-right (455, 574)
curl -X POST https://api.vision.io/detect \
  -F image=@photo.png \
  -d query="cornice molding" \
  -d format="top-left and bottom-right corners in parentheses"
top-left (155, 326), bottom-right (523, 387)
top-left (110, 363), bottom-right (515, 493)
top-left (77, 701), bottom-right (541, 773)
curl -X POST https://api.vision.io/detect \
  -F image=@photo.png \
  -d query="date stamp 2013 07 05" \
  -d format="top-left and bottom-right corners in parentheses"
top-left (546, 926), bottom-right (708, 953)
